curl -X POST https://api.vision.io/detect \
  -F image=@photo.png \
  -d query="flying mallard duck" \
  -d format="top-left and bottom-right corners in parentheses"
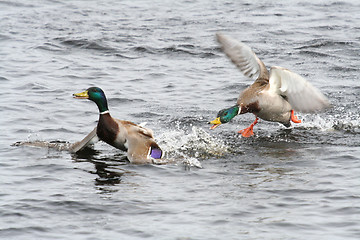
top-left (209, 33), bottom-right (330, 137)
top-left (72, 87), bottom-right (163, 164)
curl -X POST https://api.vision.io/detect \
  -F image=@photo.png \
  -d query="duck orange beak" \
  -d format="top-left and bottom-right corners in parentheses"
top-left (73, 90), bottom-right (89, 99)
top-left (209, 117), bottom-right (221, 130)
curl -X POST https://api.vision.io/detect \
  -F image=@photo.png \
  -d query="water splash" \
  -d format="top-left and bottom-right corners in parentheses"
top-left (157, 126), bottom-right (229, 167)
top-left (12, 140), bottom-right (72, 151)
top-left (12, 126), bottom-right (229, 168)
top-left (299, 112), bottom-right (360, 134)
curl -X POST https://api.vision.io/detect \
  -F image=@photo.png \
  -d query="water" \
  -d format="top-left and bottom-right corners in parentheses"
top-left (1, 0), bottom-right (360, 239)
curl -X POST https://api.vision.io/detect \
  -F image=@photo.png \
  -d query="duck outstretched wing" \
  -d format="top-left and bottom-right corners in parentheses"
top-left (268, 66), bottom-right (330, 113)
top-left (216, 33), bottom-right (269, 81)
top-left (69, 127), bottom-right (99, 153)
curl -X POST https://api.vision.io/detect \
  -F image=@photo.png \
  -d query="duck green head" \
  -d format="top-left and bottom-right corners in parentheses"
top-left (73, 87), bottom-right (109, 113)
top-left (209, 105), bottom-right (240, 129)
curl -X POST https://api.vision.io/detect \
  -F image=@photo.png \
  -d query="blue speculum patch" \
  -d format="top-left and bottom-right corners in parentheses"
top-left (150, 148), bottom-right (162, 159)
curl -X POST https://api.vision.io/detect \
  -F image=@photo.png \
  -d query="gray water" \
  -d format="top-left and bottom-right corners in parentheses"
top-left (1, 0), bottom-right (360, 239)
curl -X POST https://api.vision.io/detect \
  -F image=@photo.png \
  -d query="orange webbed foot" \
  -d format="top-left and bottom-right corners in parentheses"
top-left (238, 117), bottom-right (258, 137)
top-left (238, 127), bottom-right (254, 137)
top-left (290, 110), bottom-right (302, 123)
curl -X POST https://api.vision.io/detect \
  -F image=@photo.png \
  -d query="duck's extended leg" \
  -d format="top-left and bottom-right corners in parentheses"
top-left (290, 110), bottom-right (301, 123)
top-left (238, 117), bottom-right (259, 137)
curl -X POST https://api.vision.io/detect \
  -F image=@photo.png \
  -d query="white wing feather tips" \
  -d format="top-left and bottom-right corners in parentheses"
top-left (269, 66), bottom-right (330, 113)
top-left (216, 33), bottom-right (261, 80)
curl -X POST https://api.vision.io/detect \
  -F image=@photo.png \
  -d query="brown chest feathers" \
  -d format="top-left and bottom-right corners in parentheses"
top-left (240, 101), bottom-right (261, 114)
top-left (238, 81), bottom-right (267, 114)
top-left (97, 113), bottom-right (120, 147)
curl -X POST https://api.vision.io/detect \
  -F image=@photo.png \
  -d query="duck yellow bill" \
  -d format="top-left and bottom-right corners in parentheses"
top-left (73, 90), bottom-right (89, 99)
top-left (209, 117), bottom-right (221, 130)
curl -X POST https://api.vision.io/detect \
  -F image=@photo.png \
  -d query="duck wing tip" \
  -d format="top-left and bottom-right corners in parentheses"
top-left (215, 33), bottom-right (269, 81)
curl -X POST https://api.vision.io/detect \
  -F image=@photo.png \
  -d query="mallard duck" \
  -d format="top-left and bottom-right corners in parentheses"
top-left (72, 87), bottom-right (163, 164)
top-left (209, 33), bottom-right (330, 137)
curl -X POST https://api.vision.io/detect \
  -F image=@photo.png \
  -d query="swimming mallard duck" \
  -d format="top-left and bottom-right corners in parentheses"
top-left (72, 87), bottom-right (163, 164)
top-left (209, 33), bottom-right (330, 137)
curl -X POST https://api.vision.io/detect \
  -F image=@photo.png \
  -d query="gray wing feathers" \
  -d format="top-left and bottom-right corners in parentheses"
top-left (216, 33), bottom-right (269, 80)
top-left (69, 127), bottom-right (99, 153)
top-left (269, 66), bottom-right (330, 113)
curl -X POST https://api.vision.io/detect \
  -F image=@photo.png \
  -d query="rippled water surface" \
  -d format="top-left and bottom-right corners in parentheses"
top-left (1, 0), bottom-right (360, 239)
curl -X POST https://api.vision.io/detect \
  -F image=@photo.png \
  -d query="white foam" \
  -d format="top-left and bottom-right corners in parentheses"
top-left (295, 112), bottom-right (360, 132)
top-left (156, 126), bottom-right (229, 167)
